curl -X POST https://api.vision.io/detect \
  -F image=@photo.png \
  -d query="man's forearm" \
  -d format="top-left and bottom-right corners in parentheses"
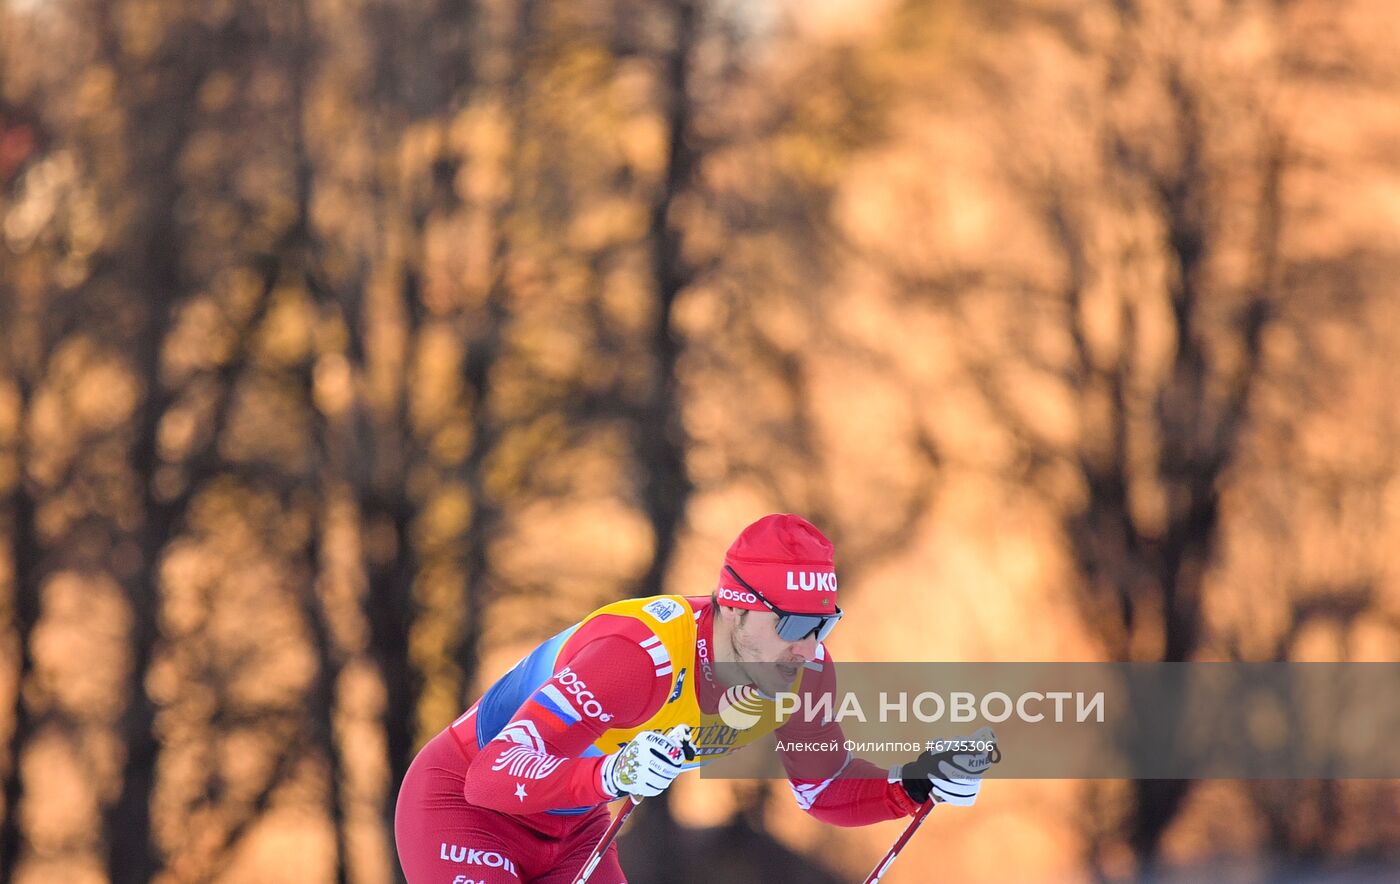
top-left (791, 756), bottom-right (921, 826)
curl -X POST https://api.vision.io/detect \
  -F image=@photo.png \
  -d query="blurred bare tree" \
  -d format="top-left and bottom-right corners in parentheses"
top-left (854, 0), bottom-right (1400, 875)
top-left (1, 0), bottom-right (1396, 882)
top-left (1, 63), bottom-right (58, 883)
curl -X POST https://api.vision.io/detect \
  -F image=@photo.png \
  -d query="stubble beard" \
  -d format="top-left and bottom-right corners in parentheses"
top-left (730, 626), bottom-right (799, 695)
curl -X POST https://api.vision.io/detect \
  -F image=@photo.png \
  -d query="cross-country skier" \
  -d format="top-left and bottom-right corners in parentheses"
top-left (395, 514), bottom-right (992, 883)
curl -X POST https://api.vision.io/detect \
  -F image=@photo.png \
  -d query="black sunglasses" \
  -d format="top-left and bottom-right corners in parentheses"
top-left (723, 565), bottom-right (843, 642)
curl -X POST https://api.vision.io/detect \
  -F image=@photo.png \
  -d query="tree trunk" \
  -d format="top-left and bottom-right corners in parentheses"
top-left (635, 0), bottom-right (699, 600)
top-left (0, 381), bottom-right (39, 884)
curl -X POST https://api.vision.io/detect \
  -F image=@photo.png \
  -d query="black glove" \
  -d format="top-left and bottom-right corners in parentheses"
top-left (900, 728), bottom-right (1001, 806)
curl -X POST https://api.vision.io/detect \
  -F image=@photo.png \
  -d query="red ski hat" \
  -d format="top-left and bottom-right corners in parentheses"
top-left (716, 514), bottom-right (839, 615)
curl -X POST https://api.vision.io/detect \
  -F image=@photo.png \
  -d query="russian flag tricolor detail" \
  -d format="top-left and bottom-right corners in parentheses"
top-left (534, 684), bottom-right (581, 727)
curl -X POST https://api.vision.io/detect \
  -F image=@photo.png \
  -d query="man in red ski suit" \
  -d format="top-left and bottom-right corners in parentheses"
top-left (395, 514), bottom-right (990, 883)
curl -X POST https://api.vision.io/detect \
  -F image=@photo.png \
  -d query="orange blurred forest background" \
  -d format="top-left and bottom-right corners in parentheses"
top-left (1, 0), bottom-right (1398, 881)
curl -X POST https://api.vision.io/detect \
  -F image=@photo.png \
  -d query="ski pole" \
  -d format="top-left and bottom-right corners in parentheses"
top-left (572, 724), bottom-right (693, 884)
top-left (864, 735), bottom-right (1003, 883)
top-left (571, 795), bottom-right (641, 884)
top-left (861, 799), bottom-right (935, 884)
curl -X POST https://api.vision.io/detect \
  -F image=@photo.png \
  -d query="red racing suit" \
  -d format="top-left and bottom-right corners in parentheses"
top-left (394, 595), bottom-right (920, 883)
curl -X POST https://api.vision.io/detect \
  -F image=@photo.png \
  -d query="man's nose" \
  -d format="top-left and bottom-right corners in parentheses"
top-left (789, 634), bottom-right (819, 661)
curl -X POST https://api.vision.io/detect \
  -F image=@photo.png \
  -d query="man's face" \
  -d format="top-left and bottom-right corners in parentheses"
top-left (727, 609), bottom-right (820, 695)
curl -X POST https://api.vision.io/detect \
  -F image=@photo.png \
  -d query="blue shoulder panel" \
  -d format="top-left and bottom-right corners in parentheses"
top-left (475, 624), bottom-right (579, 748)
